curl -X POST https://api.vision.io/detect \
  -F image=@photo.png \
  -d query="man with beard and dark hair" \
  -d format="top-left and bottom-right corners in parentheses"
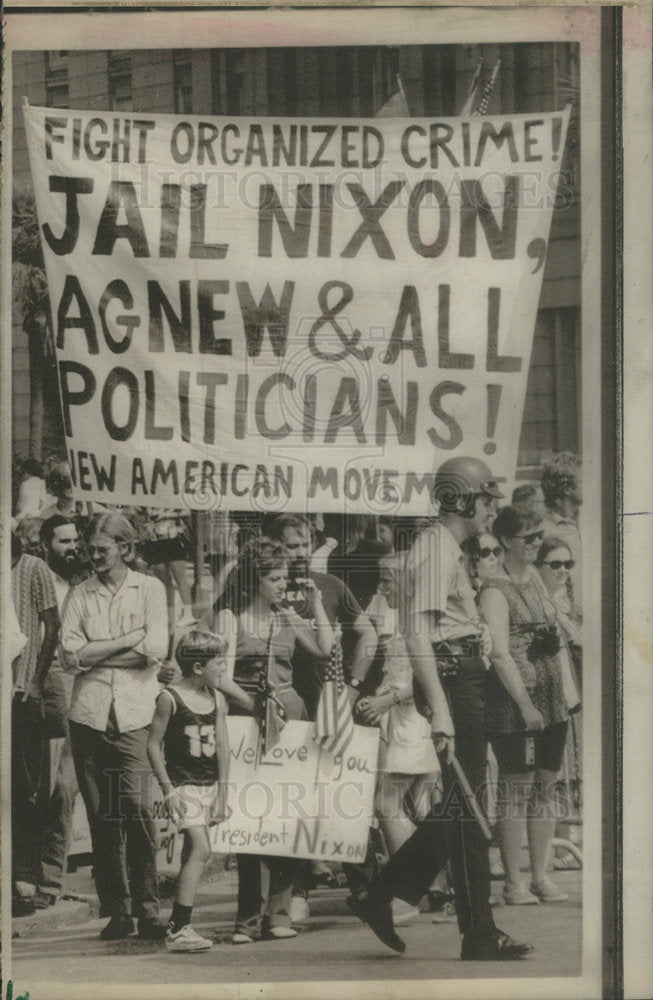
top-left (266, 513), bottom-right (379, 719)
top-left (34, 516), bottom-right (86, 907)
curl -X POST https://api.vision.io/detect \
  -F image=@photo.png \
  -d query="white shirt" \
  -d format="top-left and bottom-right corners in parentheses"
top-left (60, 569), bottom-right (168, 732)
top-left (15, 476), bottom-right (49, 519)
top-left (49, 568), bottom-right (73, 615)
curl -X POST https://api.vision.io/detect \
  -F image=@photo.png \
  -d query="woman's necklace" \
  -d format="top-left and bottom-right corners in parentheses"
top-left (502, 560), bottom-right (530, 586)
top-left (503, 563), bottom-right (550, 624)
top-left (242, 607), bottom-right (280, 639)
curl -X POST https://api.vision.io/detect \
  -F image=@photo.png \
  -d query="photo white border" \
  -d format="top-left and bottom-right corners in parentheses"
top-left (622, 5), bottom-right (653, 1000)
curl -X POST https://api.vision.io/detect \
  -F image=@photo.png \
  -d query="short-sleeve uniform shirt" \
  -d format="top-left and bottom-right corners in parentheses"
top-left (405, 522), bottom-right (481, 643)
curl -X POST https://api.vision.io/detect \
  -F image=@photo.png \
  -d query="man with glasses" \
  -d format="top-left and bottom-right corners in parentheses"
top-left (352, 457), bottom-right (534, 961)
top-left (60, 512), bottom-right (168, 940)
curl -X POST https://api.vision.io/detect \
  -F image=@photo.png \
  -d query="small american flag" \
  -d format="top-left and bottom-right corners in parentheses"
top-left (255, 613), bottom-right (287, 756)
top-left (315, 625), bottom-right (354, 758)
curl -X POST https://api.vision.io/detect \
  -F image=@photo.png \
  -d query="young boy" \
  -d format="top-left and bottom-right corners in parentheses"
top-left (148, 630), bottom-right (230, 952)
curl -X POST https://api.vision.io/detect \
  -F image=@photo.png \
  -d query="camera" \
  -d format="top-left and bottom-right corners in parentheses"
top-left (525, 623), bottom-right (561, 661)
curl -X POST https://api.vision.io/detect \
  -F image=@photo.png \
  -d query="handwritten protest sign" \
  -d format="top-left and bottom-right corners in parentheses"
top-left (68, 719), bottom-right (379, 865)
top-left (211, 718), bottom-right (378, 860)
top-left (24, 105), bottom-right (569, 512)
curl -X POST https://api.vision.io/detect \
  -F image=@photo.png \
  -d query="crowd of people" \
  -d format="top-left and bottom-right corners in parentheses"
top-left (9, 450), bottom-right (582, 961)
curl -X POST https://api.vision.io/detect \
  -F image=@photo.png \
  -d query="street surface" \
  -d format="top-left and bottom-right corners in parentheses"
top-left (9, 866), bottom-right (582, 998)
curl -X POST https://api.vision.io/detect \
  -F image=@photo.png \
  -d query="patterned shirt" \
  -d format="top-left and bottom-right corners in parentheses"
top-left (59, 568), bottom-right (168, 732)
top-left (11, 554), bottom-right (58, 693)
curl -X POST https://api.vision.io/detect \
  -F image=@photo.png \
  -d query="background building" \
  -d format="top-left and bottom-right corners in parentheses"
top-left (12, 43), bottom-right (580, 478)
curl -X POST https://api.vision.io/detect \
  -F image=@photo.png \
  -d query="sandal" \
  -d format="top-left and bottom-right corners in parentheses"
top-left (530, 877), bottom-right (569, 903)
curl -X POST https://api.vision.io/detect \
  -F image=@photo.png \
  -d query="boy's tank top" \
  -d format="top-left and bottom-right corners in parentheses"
top-left (161, 687), bottom-right (219, 786)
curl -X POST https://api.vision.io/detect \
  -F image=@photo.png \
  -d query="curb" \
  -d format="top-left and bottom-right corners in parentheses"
top-left (12, 896), bottom-right (100, 938)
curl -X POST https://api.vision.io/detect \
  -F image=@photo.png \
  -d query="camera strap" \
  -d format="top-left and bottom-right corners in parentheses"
top-left (502, 565), bottom-right (555, 629)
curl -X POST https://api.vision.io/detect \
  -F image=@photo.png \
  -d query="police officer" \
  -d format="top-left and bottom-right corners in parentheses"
top-left (352, 457), bottom-right (534, 961)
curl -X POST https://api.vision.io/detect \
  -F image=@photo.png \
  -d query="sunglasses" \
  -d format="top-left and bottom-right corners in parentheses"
top-left (479, 546), bottom-right (502, 558)
top-left (543, 559), bottom-right (575, 570)
top-left (515, 530), bottom-right (545, 545)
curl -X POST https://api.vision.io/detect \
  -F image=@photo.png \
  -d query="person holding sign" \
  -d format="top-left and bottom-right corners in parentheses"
top-left (59, 512), bottom-right (169, 941)
top-left (147, 630), bottom-right (230, 953)
top-left (352, 457), bottom-right (534, 961)
top-left (203, 537), bottom-right (333, 943)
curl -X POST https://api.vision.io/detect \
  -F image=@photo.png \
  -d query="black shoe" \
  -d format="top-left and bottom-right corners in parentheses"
top-left (137, 917), bottom-right (168, 940)
top-left (310, 871), bottom-right (342, 890)
top-left (100, 915), bottom-right (135, 941)
top-left (350, 896), bottom-right (406, 954)
top-left (461, 930), bottom-right (534, 961)
top-left (12, 896), bottom-right (36, 917)
top-left (33, 890), bottom-right (57, 910)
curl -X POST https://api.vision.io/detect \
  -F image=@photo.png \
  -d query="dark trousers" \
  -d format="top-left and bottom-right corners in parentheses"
top-left (372, 661), bottom-right (496, 942)
top-left (69, 721), bottom-right (159, 921)
top-left (342, 827), bottom-right (381, 899)
top-left (292, 828), bottom-right (380, 900)
top-left (40, 735), bottom-right (78, 895)
top-left (12, 694), bottom-right (50, 888)
top-left (235, 854), bottom-right (303, 935)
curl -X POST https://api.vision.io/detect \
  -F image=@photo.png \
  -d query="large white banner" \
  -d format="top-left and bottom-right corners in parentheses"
top-left (24, 104), bottom-right (569, 513)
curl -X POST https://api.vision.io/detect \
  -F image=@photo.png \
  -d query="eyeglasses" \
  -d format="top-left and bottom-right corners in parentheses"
top-left (543, 559), bottom-right (575, 570)
top-left (515, 531), bottom-right (545, 545)
top-left (479, 546), bottom-right (502, 558)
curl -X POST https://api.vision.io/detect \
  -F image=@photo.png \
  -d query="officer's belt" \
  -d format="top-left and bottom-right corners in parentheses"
top-left (432, 637), bottom-right (481, 659)
top-left (432, 639), bottom-right (481, 677)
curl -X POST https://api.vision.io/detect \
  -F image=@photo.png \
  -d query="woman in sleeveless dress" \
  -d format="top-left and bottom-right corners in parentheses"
top-left (480, 506), bottom-right (570, 906)
top-left (201, 536), bottom-right (333, 943)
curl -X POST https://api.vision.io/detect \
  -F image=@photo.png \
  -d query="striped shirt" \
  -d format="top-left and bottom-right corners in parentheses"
top-left (11, 554), bottom-right (58, 693)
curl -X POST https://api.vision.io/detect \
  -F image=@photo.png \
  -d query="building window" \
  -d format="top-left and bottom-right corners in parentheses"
top-left (108, 52), bottom-right (132, 111)
top-left (174, 53), bottom-right (193, 115)
top-left (554, 42), bottom-right (581, 190)
top-left (371, 48), bottom-right (399, 113)
top-left (225, 50), bottom-right (246, 115)
top-left (45, 51), bottom-right (69, 108)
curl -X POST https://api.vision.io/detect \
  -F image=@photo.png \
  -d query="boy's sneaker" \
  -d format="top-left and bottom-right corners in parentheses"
top-left (289, 890), bottom-right (310, 923)
top-left (166, 924), bottom-right (213, 952)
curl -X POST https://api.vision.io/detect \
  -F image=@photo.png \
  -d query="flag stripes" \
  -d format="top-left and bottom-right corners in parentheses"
top-left (315, 626), bottom-right (354, 758)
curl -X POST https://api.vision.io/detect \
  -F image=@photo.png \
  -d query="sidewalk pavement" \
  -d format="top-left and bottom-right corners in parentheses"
top-left (10, 864), bottom-right (583, 990)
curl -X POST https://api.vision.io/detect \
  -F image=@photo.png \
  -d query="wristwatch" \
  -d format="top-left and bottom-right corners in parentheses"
top-left (348, 677), bottom-right (362, 690)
